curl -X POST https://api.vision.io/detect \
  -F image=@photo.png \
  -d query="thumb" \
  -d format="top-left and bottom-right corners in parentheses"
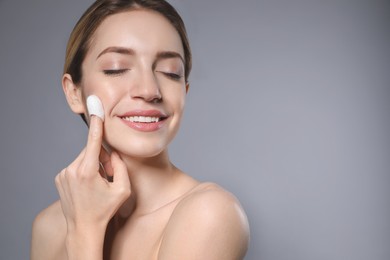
top-left (110, 152), bottom-right (131, 196)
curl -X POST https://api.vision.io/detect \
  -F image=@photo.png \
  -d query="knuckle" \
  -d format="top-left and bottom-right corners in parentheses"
top-left (54, 174), bottom-right (60, 186)
top-left (60, 169), bottom-right (67, 179)
top-left (65, 165), bottom-right (75, 176)
top-left (122, 188), bottom-right (131, 198)
top-left (76, 162), bottom-right (85, 174)
top-left (116, 186), bottom-right (131, 198)
top-left (65, 166), bottom-right (73, 175)
top-left (76, 162), bottom-right (96, 181)
top-left (64, 167), bottom-right (79, 182)
top-left (55, 169), bottom-right (67, 187)
top-left (75, 170), bottom-right (87, 181)
top-left (84, 160), bottom-right (99, 172)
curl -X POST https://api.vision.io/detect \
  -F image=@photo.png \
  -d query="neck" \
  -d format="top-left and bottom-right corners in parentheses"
top-left (118, 150), bottom-right (181, 216)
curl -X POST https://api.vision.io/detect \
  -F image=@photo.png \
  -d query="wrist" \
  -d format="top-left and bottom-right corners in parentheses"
top-left (65, 224), bottom-right (106, 260)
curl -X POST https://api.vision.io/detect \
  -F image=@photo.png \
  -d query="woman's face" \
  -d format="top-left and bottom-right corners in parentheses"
top-left (78, 10), bottom-right (187, 158)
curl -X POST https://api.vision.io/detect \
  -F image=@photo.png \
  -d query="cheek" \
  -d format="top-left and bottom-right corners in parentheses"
top-left (165, 86), bottom-right (186, 110)
top-left (83, 77), bottom-right (113, 96)
top-left (82, 77), bottom-right (126, 108)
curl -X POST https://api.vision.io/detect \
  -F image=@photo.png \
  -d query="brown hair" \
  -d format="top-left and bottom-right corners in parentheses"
top-left (64, 0), bottom-right (192, 85)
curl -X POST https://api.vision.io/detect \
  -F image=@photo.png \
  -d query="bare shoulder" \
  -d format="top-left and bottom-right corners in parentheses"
top-left (159, 182), bottom-right (250, 260)
top-left (31, 200), bottom-right (67, 260)
top-left (176, 182), bottom-right (248, 219)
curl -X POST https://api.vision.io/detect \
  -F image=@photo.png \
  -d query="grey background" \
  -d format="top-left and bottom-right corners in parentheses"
top-left (0, 0), bottom-right (389, 259)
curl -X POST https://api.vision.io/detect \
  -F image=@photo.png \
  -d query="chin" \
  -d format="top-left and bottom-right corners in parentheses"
top-left (108, 137), bottom-right (169, 159)
top-left (104, 121), bottom-right (179, 159)
top-left (123, 145), bottom-right (166, 159)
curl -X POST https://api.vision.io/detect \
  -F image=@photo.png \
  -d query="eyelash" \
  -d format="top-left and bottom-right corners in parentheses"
top-left (161, 72), bottom-right (183, 81)
top-left (103, 69), bottom-right (129, 76)
top-left (103, 69), bottom-right (183, 81)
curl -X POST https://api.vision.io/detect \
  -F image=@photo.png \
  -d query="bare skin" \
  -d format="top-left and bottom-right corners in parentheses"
top-left (31, 10), bottom-right (249, 260)
top-left (32, 181), bottom-right (249, 259)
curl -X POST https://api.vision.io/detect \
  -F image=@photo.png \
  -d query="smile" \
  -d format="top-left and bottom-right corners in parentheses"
top-left (122, 116), bottom-right (161, 123)
top-left (118, 110), bottom-right (168, 132)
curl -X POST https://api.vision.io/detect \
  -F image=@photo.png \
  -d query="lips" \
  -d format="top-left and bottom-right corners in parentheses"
top-left (118, 110), bottom-right (168, 132)
top-left (122, 115), bottom-right (161, 123)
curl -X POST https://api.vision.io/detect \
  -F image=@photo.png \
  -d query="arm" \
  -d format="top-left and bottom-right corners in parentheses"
top-left (30, 201), bottom-right (67, 260)
top-left (54, 116), bottom-right (131, 260)
top-left (158, 185), bottom-right (250, 260)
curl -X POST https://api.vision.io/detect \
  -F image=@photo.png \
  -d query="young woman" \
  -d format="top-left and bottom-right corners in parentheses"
top-left (31, 0), bottom-right (249, 259)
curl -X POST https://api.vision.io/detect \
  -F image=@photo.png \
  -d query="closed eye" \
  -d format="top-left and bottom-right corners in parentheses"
top-left (159, 71), bottom-right (183, 81)
top-left (103, 69), bottom-right (129, 76)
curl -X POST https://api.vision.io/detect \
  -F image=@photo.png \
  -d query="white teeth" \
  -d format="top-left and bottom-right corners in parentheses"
top-left (122, 116), bottom-right (160, 123)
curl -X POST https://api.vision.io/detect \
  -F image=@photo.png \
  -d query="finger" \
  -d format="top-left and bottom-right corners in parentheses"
top-left (99, 146), bottom-right (113, 177)
top-left (100, 160), bottom-right (113, 180)
top-left (99, 162), bottom-right (108, 179)
top-left (55, 170), bottom-right (69, 205)
top-left (67, 148), bottom-right (86, 172)
top-left (110, 152), bottom-right (131, 197)
top-left (55, 172), bottom-right (64, 198)
top-left (83, 116), bottom-right (103, 172)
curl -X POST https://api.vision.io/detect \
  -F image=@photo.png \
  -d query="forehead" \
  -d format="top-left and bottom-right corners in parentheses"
top-left (88, 9), bottom-right (184, 58)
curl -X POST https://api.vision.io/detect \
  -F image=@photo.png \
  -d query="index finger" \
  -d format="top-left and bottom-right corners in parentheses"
top-left (83, 115), bottom-right (104, 171)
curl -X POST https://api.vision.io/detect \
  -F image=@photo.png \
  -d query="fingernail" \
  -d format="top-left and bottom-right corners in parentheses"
top-left (87, 95), bottom-right (104, 121)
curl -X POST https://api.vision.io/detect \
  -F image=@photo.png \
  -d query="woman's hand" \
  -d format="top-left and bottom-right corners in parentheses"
top-left (55, 115), bottom-right (131, 259)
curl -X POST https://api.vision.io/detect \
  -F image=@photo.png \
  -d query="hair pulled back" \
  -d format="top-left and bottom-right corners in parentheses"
top-left (64, 0), bottom-right (192, 85)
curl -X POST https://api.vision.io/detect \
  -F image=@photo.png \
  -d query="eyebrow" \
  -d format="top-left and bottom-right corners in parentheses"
top-left (155, 51), bottom-right (185, 65)
top-left (96, 46), bottom-right (135, 59)
top-left (96, 46), bottom-right (184, 65)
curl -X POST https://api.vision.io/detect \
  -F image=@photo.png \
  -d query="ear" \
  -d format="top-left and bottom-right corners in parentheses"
top-left (185, 82), bottom-right (190, 94)
top-left (62, 74), bottom-right (85, 114)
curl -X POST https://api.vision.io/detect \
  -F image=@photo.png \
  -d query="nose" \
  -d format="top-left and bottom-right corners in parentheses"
top-left (130, 69), bottom-right (162, 103)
